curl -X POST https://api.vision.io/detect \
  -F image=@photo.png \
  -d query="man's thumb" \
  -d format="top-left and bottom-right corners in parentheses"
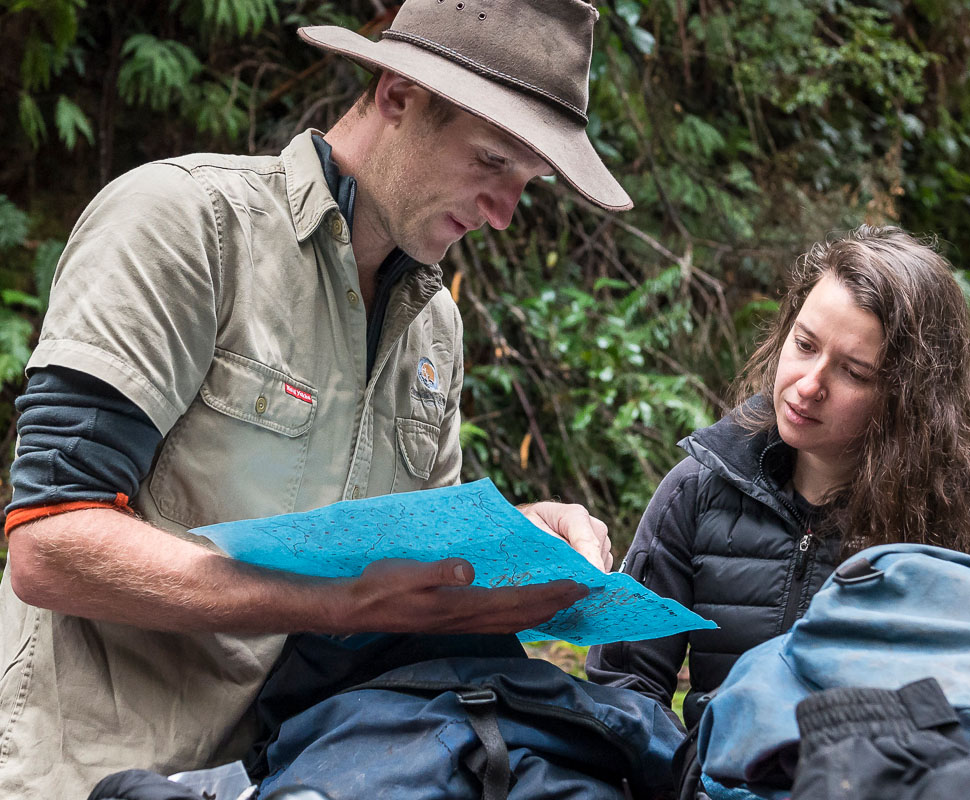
top-left (434, 557), bottom-right (475, 586)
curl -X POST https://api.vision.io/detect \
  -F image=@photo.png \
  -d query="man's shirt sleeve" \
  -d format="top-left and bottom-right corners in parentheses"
top-left (27, 161), bottom-right (222, 436)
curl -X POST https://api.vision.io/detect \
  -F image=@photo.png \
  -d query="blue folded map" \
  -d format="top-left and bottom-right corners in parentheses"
top-left (194, 478), bottom-right (715, 646)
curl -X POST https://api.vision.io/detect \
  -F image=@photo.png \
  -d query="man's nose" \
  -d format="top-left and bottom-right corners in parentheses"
top-left (478, 181), bottom-right (524, 231)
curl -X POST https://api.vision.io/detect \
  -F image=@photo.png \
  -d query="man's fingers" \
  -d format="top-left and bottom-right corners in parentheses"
top-left (517, 501), bottom-right (613, 572)
top-left (517, 578), bottom-right (588, 606)
top-left (359, 557), bottom-right (475, 588)
top-left (590, 515), bottom-right (614, 571)
top-left (519, 505), bottom-right (556, 536)
top-left (432, 580), bottom-right (589, 633)
top-left (349, 561), bottom-right (589, 635)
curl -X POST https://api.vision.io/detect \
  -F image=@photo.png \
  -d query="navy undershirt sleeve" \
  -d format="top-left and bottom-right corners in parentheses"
top-left (6, 366), bottom-right (162, 514)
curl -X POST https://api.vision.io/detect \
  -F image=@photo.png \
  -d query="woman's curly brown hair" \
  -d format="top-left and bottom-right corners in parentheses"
top-left (733, 225), bottom-right (970, 554)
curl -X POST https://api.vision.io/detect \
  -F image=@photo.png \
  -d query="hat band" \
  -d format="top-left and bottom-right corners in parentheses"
top-left (381, 29), bottom-right (588, 124)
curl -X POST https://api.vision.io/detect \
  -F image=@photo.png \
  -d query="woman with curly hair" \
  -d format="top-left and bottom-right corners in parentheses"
top-left (586, 225), bottom-right (970, 731)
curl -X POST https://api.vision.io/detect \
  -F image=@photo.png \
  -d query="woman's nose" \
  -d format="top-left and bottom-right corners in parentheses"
top-left (796, 368), bottom-right (826, 402)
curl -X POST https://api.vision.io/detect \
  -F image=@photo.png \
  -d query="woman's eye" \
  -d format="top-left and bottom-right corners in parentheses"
top-left (794, 338), bottom-right (813, 352)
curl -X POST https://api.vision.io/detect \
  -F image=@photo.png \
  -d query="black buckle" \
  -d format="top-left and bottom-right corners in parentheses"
top-left (457, 687), bottom-right (497, 706)
top-left (833, 557), bottom-right (885, 586)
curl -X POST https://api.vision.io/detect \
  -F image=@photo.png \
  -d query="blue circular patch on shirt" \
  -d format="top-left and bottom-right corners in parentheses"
top-left (417, 357), bottom-right (439, 391)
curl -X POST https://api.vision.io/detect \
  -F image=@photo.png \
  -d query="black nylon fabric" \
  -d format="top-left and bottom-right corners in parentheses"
top-left (681, 417), bottom-right (839, 726)
top-left (86, 770), bottom-right (206, 800)
top-left (791, 679), bottom-right (970, 800)
top-left (682, 417), bottom-right (840, 701)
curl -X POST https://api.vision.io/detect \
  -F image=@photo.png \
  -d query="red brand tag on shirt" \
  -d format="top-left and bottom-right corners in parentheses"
top-left (284, 383), bottom-right (313, 404)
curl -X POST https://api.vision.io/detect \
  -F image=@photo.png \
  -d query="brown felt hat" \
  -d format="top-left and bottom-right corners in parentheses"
top-left (298, 0), bottom-right (632, 211)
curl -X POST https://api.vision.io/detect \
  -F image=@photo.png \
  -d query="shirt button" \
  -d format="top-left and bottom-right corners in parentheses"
top-left (351, 485), bottom-right (361, 500)
top-left (255, 395), bottom-right (267, 414)
top-left (346, 289), bottom-right (359, 305)
top-left (330, 216), bottom-right (344, 239)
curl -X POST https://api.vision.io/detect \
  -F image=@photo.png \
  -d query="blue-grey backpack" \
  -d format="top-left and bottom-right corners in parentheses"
top-left (691, 543), bottom-right (970, 798)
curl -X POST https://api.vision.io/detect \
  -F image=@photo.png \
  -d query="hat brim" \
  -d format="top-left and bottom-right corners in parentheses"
top-left (298, 26), bottom-right (632, 211)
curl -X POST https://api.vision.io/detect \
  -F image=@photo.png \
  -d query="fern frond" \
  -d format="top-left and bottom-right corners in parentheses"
top-left (118, 34), bottom-right (202, 110)
top-left (174, 0), bottom-right (279, 39)
top-left (17, 93), bottom-right (47, 149)
top-left (54, 95), bottom-right (94, 150)
top-left (0, 196), bottom-right (30, 252)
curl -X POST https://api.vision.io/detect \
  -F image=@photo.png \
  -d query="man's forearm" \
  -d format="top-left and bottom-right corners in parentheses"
top-left (8, 508), bottom-right (345, 632)
top-left (6, 507), bottom-right (587, 636)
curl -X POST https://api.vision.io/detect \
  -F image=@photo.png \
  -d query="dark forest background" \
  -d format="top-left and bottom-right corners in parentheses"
top-left (1, 0), bottom-right (969, 564)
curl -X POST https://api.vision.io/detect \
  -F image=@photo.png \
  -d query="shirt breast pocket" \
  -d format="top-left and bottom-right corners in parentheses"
top-left (391, 417), bottom-right (441, 494)
top-left (149, 348), bottom-right (317, 529)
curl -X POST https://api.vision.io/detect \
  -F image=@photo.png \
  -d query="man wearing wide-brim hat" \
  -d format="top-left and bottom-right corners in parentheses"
top-left (0, 0), bottom-right (629, 796)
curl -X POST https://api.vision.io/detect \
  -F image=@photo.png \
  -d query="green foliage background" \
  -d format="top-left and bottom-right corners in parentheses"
top-left (1, 0), bottom-right (969, 565)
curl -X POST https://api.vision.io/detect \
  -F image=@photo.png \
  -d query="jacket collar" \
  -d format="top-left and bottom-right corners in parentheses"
top-left (681, 398), bottom-right (791, 482)
top-left (680, 396), bottom-right (800, 522)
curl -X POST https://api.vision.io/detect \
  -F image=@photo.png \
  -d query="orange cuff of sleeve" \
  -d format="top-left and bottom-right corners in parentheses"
top-left (4, 493), bottom-right (132, 538)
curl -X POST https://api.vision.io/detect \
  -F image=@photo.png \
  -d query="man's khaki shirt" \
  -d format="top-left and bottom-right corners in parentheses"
top-left (0, 129), bottom-right (464, 799)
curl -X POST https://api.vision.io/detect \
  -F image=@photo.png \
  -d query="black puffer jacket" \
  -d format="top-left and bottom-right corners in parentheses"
top-left (587, 410), bottom-right (841, 730)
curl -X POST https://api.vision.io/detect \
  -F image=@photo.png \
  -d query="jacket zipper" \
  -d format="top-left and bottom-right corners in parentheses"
top-left (781, 527), bottom-right (817, 632)
top-left (756, 440), bottom-right (818, 633)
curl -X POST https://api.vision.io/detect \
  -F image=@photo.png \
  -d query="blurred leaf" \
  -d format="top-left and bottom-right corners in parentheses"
top-left (1, 290), bottom-right (43, 311)
top-left (18, 93), bottom-right (46, 149)
top-left (32, 239), bottom-right (65, 311)
top-left (0, 197), bottom-right (30, 251)
top-left (0, 309), bottom-right (34, 386)
top-left (54, 95), bottom-right (94, 149)
top-left (631, 28), bottom-right (655, 55)
top-left (459, 422), bottom-right (488, 448)
top-left (614, 0), bottom-right (643, 27)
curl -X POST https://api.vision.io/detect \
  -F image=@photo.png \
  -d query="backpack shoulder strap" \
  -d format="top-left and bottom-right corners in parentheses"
top-left (349, 677), bottom-right (512, 800)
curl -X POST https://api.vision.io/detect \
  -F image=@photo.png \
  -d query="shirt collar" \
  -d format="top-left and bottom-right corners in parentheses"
top-left (281, 128), bottom-right (339, 242)
top-left (311, 135), bottom-right (357, 233)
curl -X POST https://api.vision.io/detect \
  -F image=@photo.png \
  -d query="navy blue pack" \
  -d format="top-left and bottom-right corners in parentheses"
top-left (246, 632), bottom-right (529, 779)
top-left (257, 652), bottom-right (684, 799)
top-left (89, 634), bottom-right (683, 799)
